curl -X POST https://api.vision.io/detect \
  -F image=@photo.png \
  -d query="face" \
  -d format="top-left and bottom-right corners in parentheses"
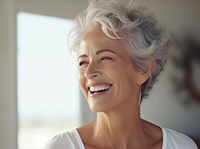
top-left (78, 26), bottom-right (142, 112)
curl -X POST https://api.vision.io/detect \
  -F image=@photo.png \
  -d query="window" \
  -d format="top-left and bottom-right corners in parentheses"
top-left (17, 12), bottom-right (80, 149)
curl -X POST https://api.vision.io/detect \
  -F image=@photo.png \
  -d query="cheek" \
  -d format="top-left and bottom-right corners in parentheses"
top-left (78, 73), bottom-right (85, 91)
top-left (79, 77), bottom-right (88, 99)
top-left (114, 68), bottom-right (139, 89)
top-left (78, 67), bottom-right (87, 83)
top-left (79, 68), bottom-right (85, 77)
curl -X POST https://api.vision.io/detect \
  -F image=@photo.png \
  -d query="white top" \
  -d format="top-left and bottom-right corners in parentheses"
top-left (44, 128), bottom-right (198, 149)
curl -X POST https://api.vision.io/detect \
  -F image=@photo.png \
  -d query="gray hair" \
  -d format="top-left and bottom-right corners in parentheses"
top-left (69, 0), bottom-right (171, 100)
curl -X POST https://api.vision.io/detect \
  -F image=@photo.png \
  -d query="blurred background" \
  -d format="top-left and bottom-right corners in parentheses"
top-left (0, 0), bottom-right (200, 149)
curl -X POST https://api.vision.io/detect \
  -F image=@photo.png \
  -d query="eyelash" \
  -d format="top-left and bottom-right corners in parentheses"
top-left (79, 57), bottom-right (112, 66)
top-left (100, 56), bottom-right (112, 61)
top-left (79, 61), bottom-right (88, 66)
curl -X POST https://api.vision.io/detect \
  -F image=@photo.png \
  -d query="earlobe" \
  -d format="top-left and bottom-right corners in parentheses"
top-left (136, 58), bottom-right (155, 85)
top-left (136, 71), bottom-right (149, 85)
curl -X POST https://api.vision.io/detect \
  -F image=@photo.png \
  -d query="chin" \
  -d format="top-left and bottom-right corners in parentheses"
top-left (88, 103), bottom-right (105, 112)
top-left (89, 103), bottom-right (115, 113)
top-left (89, 105), bottom-right (102, 113)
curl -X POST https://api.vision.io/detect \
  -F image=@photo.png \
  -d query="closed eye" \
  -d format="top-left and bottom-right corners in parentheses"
top-left (100, 56), bottom-right (113, 61)
top-left (79, 61), bottom-right (88, 67)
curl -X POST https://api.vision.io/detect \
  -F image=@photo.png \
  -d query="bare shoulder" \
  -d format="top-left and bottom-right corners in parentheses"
top-left (142, 119), bottom-right (162, 139)
top-left (142, 119), bottom-right (163, 149)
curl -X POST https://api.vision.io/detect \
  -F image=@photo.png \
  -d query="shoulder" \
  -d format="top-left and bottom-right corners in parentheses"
top-left (44, 130), bottom-right (80, 149)
top-left (162, 128), bottom-right (198, 149)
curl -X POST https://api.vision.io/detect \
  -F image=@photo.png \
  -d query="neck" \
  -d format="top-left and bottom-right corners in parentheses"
top-left (93, 100), bottom-right (146, 148)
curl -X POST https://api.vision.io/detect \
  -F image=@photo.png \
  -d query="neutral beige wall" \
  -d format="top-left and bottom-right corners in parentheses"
top-left (0, 0), bottom-right (17, 149)
top-left (16, 0), bottom-right (89, 19)
top-left (139, 0), bottom-right (200, 36)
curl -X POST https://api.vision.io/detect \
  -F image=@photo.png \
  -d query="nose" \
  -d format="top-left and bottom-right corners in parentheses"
top-left (85, 62), bottom-right (101, 79)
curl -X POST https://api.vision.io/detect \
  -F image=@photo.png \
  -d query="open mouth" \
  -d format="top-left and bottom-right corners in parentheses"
top-left (88, 84), bottom-right (112, 94)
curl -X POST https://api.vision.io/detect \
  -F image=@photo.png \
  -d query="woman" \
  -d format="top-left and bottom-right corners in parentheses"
top-left (45, 0), bottom-right (198, 148)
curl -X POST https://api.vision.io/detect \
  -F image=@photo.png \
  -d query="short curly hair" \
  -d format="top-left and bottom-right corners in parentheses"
top-left (69, 0), bottom-right (171, 100)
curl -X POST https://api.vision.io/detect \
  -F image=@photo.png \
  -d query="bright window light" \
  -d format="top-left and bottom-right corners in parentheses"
top-left (17, 12), bottom-right (80, 149)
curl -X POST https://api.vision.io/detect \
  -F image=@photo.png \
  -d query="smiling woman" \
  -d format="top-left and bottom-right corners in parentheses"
top-left (78, 26), bottom-right (143, 112)
top-left (45, 0), bottom-right (198, 149)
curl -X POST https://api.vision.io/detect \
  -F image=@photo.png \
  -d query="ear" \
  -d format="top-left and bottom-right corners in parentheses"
top-left (137, 58), bottom-right (155, 85)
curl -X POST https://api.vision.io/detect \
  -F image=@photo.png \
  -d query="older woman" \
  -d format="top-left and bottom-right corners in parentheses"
top-left (45, 0), bottom-right (198, 149)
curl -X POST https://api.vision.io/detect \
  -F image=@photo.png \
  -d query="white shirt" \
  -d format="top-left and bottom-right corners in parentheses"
top-left (44, 128), bottom-right (198, 149)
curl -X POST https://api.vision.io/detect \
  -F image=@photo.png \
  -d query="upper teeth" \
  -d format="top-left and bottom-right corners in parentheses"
top-left (90, 85), bottom-right (111, 92)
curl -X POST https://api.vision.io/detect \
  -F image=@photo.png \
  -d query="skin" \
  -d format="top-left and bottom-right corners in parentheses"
top-left (77, 26), bottom-right (162, 149)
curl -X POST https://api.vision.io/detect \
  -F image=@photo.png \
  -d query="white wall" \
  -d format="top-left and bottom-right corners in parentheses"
top-left (0, 0), bottom-right (199, 149)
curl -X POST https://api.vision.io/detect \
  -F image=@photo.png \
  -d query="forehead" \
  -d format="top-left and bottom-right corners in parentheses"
top-left (83, 26), bottom-right (104, 41)
top-left (78, 26), bottom-right (127, 57)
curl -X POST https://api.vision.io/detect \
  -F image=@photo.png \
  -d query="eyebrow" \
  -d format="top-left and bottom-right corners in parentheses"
top-left (96, 49), bottom-right (116, 55)
top-left (78, 49), bottom-right (116, 59)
